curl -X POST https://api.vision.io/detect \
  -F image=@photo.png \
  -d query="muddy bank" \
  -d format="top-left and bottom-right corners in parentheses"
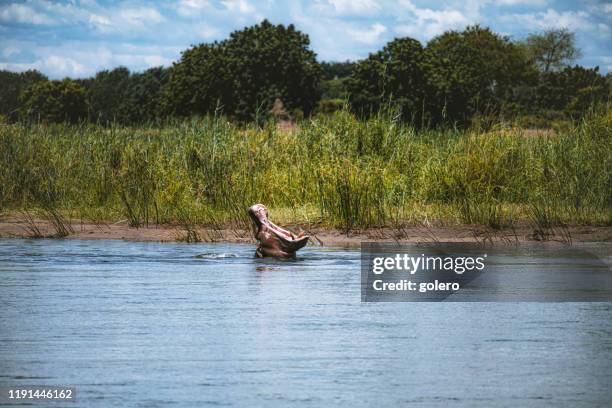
top-left (0, 217), bottom-right (610, 246)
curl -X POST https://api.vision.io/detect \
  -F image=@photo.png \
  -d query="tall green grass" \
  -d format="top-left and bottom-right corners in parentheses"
top-left (0, 108), bottom-right (610, 232)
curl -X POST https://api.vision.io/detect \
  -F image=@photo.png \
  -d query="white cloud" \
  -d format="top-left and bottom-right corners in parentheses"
top-left (40, 55), bottom-right (89, 77)
top-left (0, 1), bottom-right (166, 34)
top-left (0, 41), bottom-right (178, 78)
top-left (0, 3), bottom-right (54, 25)
top-left (221, 0), bottom-right (255, 14)
top-left (289, 3), bottom-right (369, 60)
top-left (87, 7), bottom-right (166, 33)
top-left (396, 1), bottom-right (471, 40)
top-left (0, 55), bottom-right (88, 78)
top-left (1, 44), bottom-right (22, 58)
top-left (175, 0), bottom-right (211, 17)
top-left (88, 13), bottom-right (112, 29)
top-left (500, 9), bottom-right (595, 32)
top-left (119, 7), bottom-right (165, 26)
top-left (198, 25), bottom-right (220, 39)
top-left (494, 0), bottom-right (548, 6)
top-left (327, 0), bottom-right (381, 15)
top-left (347, 22), bottom-right (386, 44)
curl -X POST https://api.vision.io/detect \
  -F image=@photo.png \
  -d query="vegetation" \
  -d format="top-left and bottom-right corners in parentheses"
top-left (21, 79), bottom-right (88, 124)
top-left (0, 22), bottom-right (610, 234)
top-left (162, 20), bottom-right (321, 121)
top-left (423, 26), bottom-right (535, 127)
top-left (1, 108), bottom-right (609, 233)
top-left (522, 28), bottom-right (581, 73)
top-left (347, 37), bottom-right (427, 124)
top-left (0, 70), bottom-right (47, 122)
top-left (319, 61), bottom-right (354, 103)
top-left (0, 24), bottom-right (608, 128)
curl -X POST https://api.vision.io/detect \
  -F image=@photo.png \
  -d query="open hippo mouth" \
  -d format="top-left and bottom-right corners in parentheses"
top-left (248, 204), bottom-right (309, 256)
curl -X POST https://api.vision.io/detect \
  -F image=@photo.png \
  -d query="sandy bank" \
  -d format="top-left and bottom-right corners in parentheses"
top-left (0, 217), bottom-right (610, 246)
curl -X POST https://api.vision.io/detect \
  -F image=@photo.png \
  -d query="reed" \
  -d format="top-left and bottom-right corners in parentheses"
top-left (0, 108), bottom-right (609, 233)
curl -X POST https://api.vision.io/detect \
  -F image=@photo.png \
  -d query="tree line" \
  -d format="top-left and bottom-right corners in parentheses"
top-left (0, 20), bottom-right (609, 127)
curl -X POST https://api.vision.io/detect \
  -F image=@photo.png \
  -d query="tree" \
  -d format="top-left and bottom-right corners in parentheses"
top-left (347, 37), bottom-right (427, 123)
top-left (161, 42), bottom-right (230, 117)
top-left (535, 66), bottom-right (609, 118)
top-left (319, 78), bottom-right (348, 100)
top-left (424, 25), bottom-right (533, 126)
top-left (522, 28), bottom-right (581, 73)
top-left (163, 20), bottom-right (322, 120)
top-left (225, 20), bottom-right (322, 120)
top-left (319, 61), bottom-right (355, 102)
top-left (321, 61), bottom-right (355, 80)
top-left (119, 67), bottom-right (169, 123)
top-left (21, 79), bottom-right (88, 123)
top-left (0, 70), bottom-right (47, 121)
top-left (86, 67), bottom-right (131, 123)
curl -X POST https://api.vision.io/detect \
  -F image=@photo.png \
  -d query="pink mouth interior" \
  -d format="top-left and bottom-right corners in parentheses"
top-left (252, 205), bottom-right (300, 241)
top-left (265, 219), bottom-right (297, 240)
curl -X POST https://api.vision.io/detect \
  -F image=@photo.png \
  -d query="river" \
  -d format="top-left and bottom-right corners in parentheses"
top-left (1, 239), bottom-right (611, 407)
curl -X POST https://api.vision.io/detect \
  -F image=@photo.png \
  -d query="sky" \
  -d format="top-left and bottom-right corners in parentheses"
top-left (0, 0), bottom-right (610, 79)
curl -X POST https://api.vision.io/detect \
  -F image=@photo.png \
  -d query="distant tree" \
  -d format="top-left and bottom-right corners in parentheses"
top-left (21, 79), bottom-right (88, 123)
top-left (161, 42), bottom-right (230, 117)
top-left (119, 67), bottom-right (169, 123)
top-left (347, 37), bottom-right (427, 123)
top-left (319, 77), bottom-right (348, 100)
top-left (319, 61), bottom-right (355, 101)
top-left (86, 67), bottom-right (131, 123)
top-left (424, 25), bottom-right (533, 126)
top-left (535, 66), bottom-right (609, 118)
top-left (0, 70), bottom-right (47, 121)
top-left (163, 20), bottom-right (322, 120)
top-left (522, 28), bottom-right (581, 73)
top-left (320, 61), bottom-right (355, 80)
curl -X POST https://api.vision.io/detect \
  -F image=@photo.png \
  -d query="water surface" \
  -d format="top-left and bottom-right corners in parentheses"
top-left (0, 239), bottom-right (611, 407)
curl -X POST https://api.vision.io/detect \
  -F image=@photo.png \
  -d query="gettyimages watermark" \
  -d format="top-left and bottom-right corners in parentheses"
top-left (361, 243), bottom-right (612, 302)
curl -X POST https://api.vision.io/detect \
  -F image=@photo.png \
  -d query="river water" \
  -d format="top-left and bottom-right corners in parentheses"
top-left (0, 239), bottom-right (611, 407)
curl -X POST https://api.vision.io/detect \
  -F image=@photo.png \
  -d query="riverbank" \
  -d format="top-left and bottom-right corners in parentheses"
top-left (1, 112), bottom-right (610, 234)
top-left (1, 217), bottom-right (609, 246)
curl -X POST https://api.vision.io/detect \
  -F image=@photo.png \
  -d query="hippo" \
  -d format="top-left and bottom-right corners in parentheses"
top-left (248, 204), bottom-right (309, 258)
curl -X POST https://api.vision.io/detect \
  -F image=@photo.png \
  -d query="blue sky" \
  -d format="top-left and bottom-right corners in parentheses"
top-left (0, 0), bottom-right (610, 78)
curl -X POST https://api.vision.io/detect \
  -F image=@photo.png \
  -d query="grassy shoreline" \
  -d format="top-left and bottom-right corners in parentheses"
top-left (1, 109), bottom-right (610, 239)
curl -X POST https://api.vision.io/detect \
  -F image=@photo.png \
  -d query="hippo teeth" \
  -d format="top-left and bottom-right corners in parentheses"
top-left (265, 220), bottom-right (297, 241)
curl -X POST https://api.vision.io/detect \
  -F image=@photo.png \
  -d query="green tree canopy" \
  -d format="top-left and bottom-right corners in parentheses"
top-left (423, 25), bottom-right (533, 126)
top-left (347, 37), bottom-right (427, 123)
top-left (119, 66), bottom-right (170, 123)
top-left (21, 79), bottom-right (88, 123)
top-left (0, 70), bottom-right (47, 121)
top-left (86, 67), bottom-right (131, 123)
top-left (161, 41), bottom-right (230, 117)
top-left (163, 20), bottom-right (322, 120)
top-left (321, 61), bottom-right (355, 80)
top-left (533, 66), bottom-right (609, 118)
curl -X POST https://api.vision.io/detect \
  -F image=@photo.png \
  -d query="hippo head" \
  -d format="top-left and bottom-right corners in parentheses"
top-left (248, 203), bottom-right (269, 228)
top-left (248, 203), bottom-right (309, 258)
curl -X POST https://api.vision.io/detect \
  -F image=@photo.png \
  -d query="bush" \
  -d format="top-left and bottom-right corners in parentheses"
top-left (21, 79), bottom-right (88, 124)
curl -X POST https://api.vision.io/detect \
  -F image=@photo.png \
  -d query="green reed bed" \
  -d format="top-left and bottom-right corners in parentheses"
top-left (0, 109), bottom-right (610, 233)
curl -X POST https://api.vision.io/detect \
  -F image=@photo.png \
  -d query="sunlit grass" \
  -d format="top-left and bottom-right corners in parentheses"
top-left (0, 108), bottom-right (610, 233)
